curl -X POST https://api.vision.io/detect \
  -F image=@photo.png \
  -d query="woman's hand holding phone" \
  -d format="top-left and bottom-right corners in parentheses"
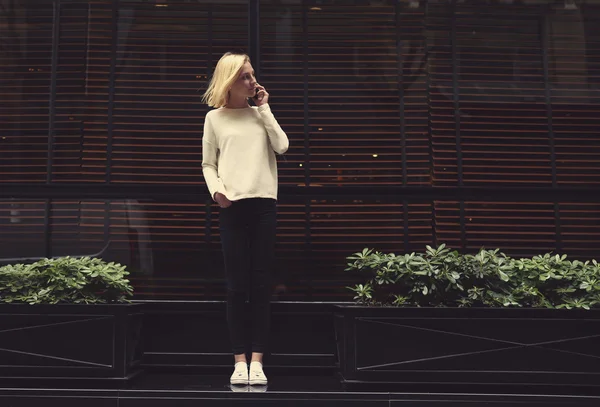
top-left (253, 84), bottom-right (269, 107)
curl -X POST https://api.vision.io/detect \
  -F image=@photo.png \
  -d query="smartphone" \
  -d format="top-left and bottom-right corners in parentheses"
top-left (252, 87), bottom-right (259, 99)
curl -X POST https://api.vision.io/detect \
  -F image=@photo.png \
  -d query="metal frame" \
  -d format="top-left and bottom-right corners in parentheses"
top-left (395, 2), bottom-right (411, 251)
top-left (450, 0), bottom-right (463, 188)
top-left (449, 0), bottom-right (467, 249)
top-left (302, 2), bottom-right (312, 288)
top-left (541, 13), bottom-right (558, 187)
top-left (47, 0), bottom-right (60, 185)
top-left (3, 184), bottom-right (600, 202)
top-left (395, 1), bottom-right (407, 187)
top-left (302, 2), bottom-right (310, 188)
top-left (423, 0), bottom-right (438, 248)
top-left (540, 11), bottom-right (563, 251)
top-left (44, 0), bottom-right (61, 257)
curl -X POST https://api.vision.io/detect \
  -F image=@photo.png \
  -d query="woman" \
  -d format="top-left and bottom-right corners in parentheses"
top-left (201, 52), bottom-right (289, 386)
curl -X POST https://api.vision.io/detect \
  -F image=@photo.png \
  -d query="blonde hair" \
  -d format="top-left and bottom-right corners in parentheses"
top-left (202, 52), bottom-right (250, 108)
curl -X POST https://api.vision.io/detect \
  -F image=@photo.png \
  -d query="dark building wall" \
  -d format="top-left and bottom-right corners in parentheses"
top-left (1, 0), bottom-right (599, 301)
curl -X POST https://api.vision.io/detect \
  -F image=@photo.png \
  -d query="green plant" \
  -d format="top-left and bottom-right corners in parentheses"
top-left (0, 256), bottom-right (134, 305)
top-left (514, 255), bottom-right (600, 310)
top-left (346, 245), bottom-right (466, 307)
top-left (345, 244), bottom-right (600, 309)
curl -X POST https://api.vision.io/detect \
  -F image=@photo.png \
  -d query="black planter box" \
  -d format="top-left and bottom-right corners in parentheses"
top-left (334, 305), bottom-right (600, 395)
top-left (0, 303), bottom-right (144, 387)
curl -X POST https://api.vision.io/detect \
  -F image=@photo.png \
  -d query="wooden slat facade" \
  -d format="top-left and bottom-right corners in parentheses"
top-left (1, 0), bottom-right (599, 301)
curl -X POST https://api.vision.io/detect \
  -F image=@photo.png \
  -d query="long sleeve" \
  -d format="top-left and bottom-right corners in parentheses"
top-left (201, 113), bottom-right (226, 201)
top-left (257, 104), bottom-right (289, 154)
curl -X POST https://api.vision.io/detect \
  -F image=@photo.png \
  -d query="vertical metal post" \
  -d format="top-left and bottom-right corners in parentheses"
top-left (206, 199), bottom-right (213, 271)
top-left (430, 202), bottom-right (438, 248)
top-left (554, 202), bottom-right (562, 252)
top-left (208, 4), bottom-right (213, 72)
top-left (459, 201), bottom-right (466, 251)
top-left (450, 0), bottom-right (462, 187)
top-left (85, 2), bottom-right (91, 97)
top-left (206, 5), bottom-right (214, 270)
top-left (303, 2), bottom-right (312, 297)
top-left (397, 3), bottom-right (410, 253)
top-left (103, 0), bottom-right (118, 264)
top-left (248, 0), bottom-right (260, 76)
top-left (303, 3), bottom-right (310, 188)
top-left (104, 200), bottom-right (110, 246)
top-left (396, 1), bottom-right (407, 186)
top-left (403, 201), bottom-right (410, 252)
top-left (540, 14), bottom-right (557, 187)
top-left (44, 199), bottom-right (53, 258)
top-left (423, 1), bottom-right (437, 247)
top-left (44, 0), bottom-right (60, 258)
top-left (541, 12), bottom-right (562, 252)
top-left (106, 0), bottom-right (118, 183)
top-left (47, 0), bottom-right (60, 184)
top-left (450, 1), bottom-right (466, 250)
top-left (425, 6), bottom-right (434, 187)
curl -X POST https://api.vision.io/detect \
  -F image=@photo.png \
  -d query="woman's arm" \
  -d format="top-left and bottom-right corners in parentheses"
top-left (258, 103), bottom-right (289, 155)
top-left (253, 85), bottom-right (289, 155)
top-left (201, 113), bottom-right (227, 201)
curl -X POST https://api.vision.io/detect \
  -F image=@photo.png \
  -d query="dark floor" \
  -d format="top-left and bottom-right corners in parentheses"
top-left (2, 373), bottom-right (600, 407)
top-left (129, 371), bottom-right (343, 392)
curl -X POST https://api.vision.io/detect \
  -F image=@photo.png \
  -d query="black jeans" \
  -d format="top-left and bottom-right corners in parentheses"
top-left (219, 198), bottom-right (277, 356)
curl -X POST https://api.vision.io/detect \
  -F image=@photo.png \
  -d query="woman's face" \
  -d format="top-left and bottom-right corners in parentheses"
top-left (229, 61), bottom-right (257, 100)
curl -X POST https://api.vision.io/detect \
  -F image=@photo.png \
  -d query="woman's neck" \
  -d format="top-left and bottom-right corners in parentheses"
top-left (225, 94), bottom-right (250, 109)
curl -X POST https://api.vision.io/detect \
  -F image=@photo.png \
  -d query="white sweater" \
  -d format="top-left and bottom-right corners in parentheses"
top-left (201, 104), bottom-right (289, 202)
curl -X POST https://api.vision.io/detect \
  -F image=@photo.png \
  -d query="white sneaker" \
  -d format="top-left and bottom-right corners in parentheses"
top-left (249, 361), bottom-right (268, 386)
top-left (230, 362), bottom-right (248, 385)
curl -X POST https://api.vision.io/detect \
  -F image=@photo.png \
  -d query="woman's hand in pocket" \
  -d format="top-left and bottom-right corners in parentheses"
top-left (214, 192), bottom-right (232, 208)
